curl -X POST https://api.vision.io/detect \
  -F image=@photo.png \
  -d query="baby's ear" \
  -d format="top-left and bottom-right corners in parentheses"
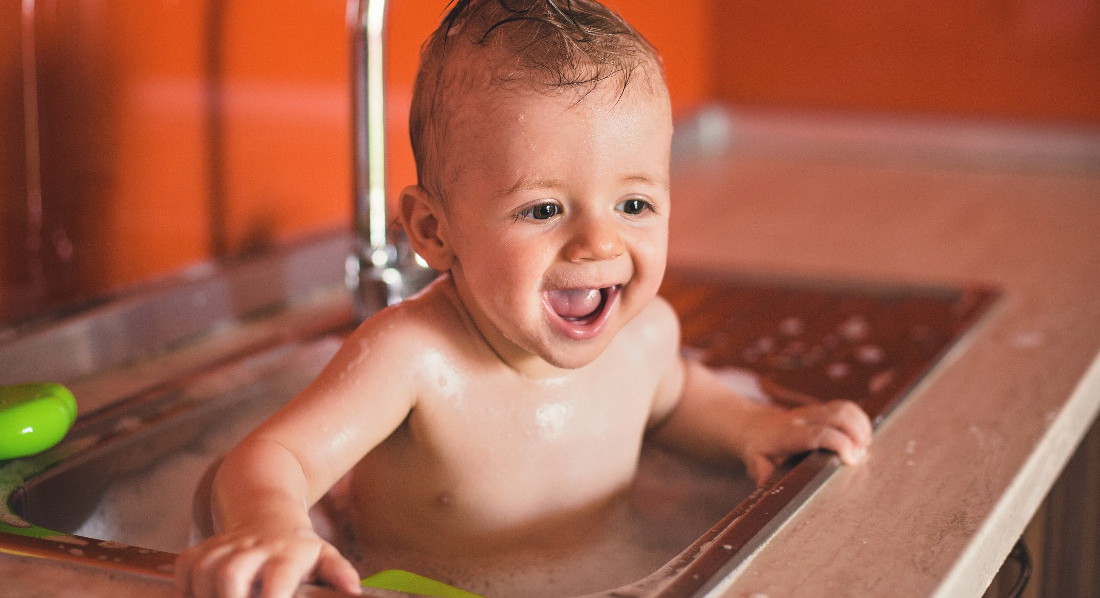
top-left (399, 184), bottom-right (455, 271)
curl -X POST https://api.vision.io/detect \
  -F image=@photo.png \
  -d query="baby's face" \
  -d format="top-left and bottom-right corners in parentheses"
top-left (437, 80), bottom-right (673, 374)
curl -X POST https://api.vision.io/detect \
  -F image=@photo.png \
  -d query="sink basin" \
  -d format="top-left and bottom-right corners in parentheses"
top-left (0, 234), bottom-right (997, 596)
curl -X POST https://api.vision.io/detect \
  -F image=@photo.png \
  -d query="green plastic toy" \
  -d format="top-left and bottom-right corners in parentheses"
top-left (361, 569), bottom-right (484, 598)
top-left (0, 383), bottom-right (77, 460)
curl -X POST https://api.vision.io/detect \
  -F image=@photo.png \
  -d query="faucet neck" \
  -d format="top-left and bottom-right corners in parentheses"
top-left (348, 0), bottom-right (434, 318)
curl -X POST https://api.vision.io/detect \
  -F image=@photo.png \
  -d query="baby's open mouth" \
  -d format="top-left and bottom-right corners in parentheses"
top-left (546, 288), bottom-right (605, 321)
top-left (543, 285), bottom-right (621, 336)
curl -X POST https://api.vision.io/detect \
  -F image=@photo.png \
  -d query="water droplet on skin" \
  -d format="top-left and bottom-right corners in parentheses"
top-left (534, 402), bottom-right (570, 439)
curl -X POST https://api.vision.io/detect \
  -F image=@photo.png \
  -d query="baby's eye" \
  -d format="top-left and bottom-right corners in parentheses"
top-left (518, 202), bottom-right (561, 221)
top-left (616, 198), bottom-right (654, 216)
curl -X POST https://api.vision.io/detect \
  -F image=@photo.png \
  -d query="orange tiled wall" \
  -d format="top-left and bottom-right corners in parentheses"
top-left (1, 0), bottom-right (352, 324)
top-left (2, 0), bottom-right (1096, 326)
top-left (711, 0), bottom-right (1100, 123)
top-left (0, 0), bottom-right (710, 325)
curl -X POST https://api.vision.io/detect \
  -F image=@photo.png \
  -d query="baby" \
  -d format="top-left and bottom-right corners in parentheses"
top-left (175, 1), bottom-right (872, 596)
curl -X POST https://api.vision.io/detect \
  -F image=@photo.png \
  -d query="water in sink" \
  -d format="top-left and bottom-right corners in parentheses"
top-left (20, 339), bottom-right (346, 554)
top-left (14, 334), bottom-right (755, 596)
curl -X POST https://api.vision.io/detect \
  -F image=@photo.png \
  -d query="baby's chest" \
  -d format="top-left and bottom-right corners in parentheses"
top-left (413, 375), bottom-right (654, 478)
top-left (353, 373), bottom-right (660, 527)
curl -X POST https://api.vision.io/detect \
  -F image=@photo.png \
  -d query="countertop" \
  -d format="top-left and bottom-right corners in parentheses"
top-left (667, 110), bottom-right (1100, 597)
top-left (4, 110), bottom-right (1099, 596)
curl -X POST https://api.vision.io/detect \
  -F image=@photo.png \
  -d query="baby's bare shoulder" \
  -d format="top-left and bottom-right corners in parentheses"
top-left (648, 294), bottom-right (680, 328)
top-left (248, 289), bottom-right (468, 470)
top-left (620, 295), bottom-right (685, 421)
top-left (621, 294), bottom-right (681, 351)
top-left (344, 280), bottom-right (474, 370)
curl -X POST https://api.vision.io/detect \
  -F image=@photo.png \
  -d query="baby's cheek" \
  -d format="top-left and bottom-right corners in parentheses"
top-left (636, 236), bottom-right (668, 268)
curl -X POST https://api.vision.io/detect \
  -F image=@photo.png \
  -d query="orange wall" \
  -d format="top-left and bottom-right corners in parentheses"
top-left (713, 0), bottom-right (1100, 123)
top-left (3, 0), bottom-right (1096, 326)
top-left (0, 0), bottom-right (711, 326)
top-left (1, 1), bottom-right (351, 324)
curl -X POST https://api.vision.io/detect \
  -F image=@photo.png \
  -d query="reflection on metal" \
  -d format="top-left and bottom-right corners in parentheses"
top-left (348, 0), bottom-right (435, 318)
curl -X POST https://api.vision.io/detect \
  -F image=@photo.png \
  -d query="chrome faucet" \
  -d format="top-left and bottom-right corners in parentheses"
top-left (347, 0), bottom-right (434, 318)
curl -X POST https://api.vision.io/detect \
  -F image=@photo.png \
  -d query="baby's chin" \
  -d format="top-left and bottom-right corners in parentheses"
top-left (533, 327), bottom-right (631, 372)
top-left (535, 345), bottom-right (611, 372)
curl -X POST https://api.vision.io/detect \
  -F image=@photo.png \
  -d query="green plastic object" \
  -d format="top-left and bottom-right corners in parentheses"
top-left (361, 569), bottom-right (484, 598)
top-left (0, 383), bottom-right (77, 460)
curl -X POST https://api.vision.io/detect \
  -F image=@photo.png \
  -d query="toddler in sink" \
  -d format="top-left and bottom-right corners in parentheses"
top-left (175, 1), bottom-right (871, 596)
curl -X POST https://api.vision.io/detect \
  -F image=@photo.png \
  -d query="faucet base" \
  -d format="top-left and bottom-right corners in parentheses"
top-left (347, 237), bottom-right (437, 320)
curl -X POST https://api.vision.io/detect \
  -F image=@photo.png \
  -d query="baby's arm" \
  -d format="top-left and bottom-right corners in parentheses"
top-left (175, 437), bottom-right (363, 598)
top-left (644, 301), bottom-right (871, 486)
top-left (175, 314), bottom-right (419, 598)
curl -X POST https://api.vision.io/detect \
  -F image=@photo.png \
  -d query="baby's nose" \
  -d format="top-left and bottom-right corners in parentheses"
top-left (564, 216), bottom-right (624, 262)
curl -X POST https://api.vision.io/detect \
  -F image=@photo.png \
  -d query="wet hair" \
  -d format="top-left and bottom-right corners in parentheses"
top-left (409, 0), bottom-right (665, 198)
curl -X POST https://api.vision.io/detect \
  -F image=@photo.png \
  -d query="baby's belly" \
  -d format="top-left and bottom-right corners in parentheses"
top-left (345, 444), bottom-right (639, 558)
top-left (349, 469), bottom-right (635, 556)
top-left (339, 458), bottom-right (663, 598)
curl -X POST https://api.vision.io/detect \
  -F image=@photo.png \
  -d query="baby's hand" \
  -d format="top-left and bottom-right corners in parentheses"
top-left (740, 399), bottom-right (872, 487)
top-left (174, 525), bottom-right (361, 598)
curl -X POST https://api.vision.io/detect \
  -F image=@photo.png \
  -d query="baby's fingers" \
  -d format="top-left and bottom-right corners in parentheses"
top-left (260, 542), bottom-right (360, 598)
top-left (176, 543), bottom-right (264, 598)
top-left (818, 399), bottom-right (873, 449)
top-left (792, 419), bottom-right (863, 464)
top-left (260, 555), bottom-right (311, 598)
top-left (314, 546), bottom-right (364, 595)
top-left (174, 543), bottom-right (221, 598)
top-left (218, 550), bottom-right (269, 598)
top-left (747, 454), bottom-right (780, 487)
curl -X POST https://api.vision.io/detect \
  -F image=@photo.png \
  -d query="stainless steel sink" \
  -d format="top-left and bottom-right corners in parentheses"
top-left (0, 231), bottom-right (997, 597)
top-left (10, 336), bottom-right (343, 554)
